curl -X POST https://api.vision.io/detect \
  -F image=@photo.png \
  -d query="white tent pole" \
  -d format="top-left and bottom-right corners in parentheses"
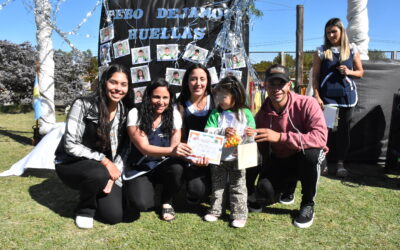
top-left (34, 0), bottom-right (56, 135)
top-left (347, 0), bottom-right (369, 60)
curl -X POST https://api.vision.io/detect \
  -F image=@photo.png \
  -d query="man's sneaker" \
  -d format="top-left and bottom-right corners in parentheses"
top-left (231, 219), bottom-right (246, 228)
top-left (293, 205), bottom-right (314, 228)
top-left (75, 216), bottom-right (93, 229)
top-left (248, 201), bottom-right (262, 213)
top-left (204, 214), bottom-right (218, 222)
top-left (279, 193), bottom-right (295, 205)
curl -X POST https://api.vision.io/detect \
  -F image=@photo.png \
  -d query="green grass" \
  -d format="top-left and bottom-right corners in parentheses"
top-left (1, 112), bottom-right (400, 249)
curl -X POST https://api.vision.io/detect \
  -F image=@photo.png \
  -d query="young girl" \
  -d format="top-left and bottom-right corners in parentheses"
top-left (203, 76), bottom-right (255, 228)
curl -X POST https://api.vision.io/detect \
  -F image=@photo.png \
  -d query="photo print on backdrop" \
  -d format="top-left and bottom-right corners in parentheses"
top-left (225, 52), bottom-right (246, 69)
top-left (220, 68), bottom-right (242, 81)
top-left (166, 68), bottom-right (186, 86)
top-left (157, 44), bottom-right (179, 61)
top-left (99, 42), bottom-right (112, 65)
top-left (208, 67), bottom-right (219, 85)
top-left (100, 24), bottom-right (115, 44)
top-left (182, 44), bottom-right (209, 64)
top-left (134, 86), bottom-right (147, 104)
top-left (132, 46), bottom-right (151, 65)
top-left (131, 65), bottom-right (151, 84)
top-left (113, 39), bottom-right (130, 58)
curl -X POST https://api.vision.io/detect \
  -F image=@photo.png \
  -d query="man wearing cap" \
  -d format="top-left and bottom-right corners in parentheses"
top-left (253, 64), bottom-right (328, 228)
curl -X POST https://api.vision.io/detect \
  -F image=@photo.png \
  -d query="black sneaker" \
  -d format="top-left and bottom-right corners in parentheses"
top-left (248, 201), bottom-right (262, 213)
top-left (293, 205), bottom-right (314, 228)
top-left (279, 193), bottom-right (295, 205)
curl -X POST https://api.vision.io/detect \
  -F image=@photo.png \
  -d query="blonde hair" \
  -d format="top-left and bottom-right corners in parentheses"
top-left (323, 18), bottom-right (350, 62)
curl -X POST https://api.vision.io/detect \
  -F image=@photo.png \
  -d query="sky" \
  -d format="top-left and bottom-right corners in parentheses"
top-left (0, 0), bottom-right (398, 63)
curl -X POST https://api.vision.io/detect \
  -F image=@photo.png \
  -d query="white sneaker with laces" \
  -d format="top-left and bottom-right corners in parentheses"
top-left (204, 214), bottom-right (218, 222)
top-left (75, 216), bottom-right (93, 229)
top-left (231, 219), bottom-right (246, 228)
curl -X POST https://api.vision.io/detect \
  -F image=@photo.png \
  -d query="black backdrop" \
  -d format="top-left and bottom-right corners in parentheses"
top-left (98, 0), bottom-right (249, 94)
top-left (343, 60), bottom-right (400, 164)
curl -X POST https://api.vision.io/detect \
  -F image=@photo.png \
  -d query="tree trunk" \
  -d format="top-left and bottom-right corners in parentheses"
top-left (34, 0), bottom-right (56, 135)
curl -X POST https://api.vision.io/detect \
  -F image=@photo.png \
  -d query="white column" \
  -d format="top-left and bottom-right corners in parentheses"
top-left (34, 0), bottom-right (56, 134)
top-left (347, 0), bottom-right (369, 60)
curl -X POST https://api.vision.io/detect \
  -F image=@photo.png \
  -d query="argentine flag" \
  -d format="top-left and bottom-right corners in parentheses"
top-left (33, 74), bottom-right (42, 120)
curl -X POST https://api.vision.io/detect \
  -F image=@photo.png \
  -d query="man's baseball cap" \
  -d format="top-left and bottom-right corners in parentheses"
top-left (265, 64), bottom-right (290, 82)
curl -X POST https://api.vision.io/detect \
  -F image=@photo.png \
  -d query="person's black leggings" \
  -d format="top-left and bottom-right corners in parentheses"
top-left (55, 159), bottom-right (126, 224)
top-left (124, 159), bottom-right (184, 211)
top-left (184, 164), bottom-right (211, 201)
top-left (246, 164), bottom-right (262, 198)
top-left (256, 148), bottom-right (326, 207)
top-left (330, 107), bottom-right (353, 162)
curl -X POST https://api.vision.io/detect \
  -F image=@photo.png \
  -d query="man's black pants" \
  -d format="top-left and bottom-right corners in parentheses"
top-left (256, 148), bottom-right (326, 207)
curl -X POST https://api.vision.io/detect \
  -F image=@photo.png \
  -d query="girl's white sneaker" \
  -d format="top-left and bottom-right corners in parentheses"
top-left (204, 214), bottom-right (218, 222)
top-left (231, 219), bottom-right (246, 228)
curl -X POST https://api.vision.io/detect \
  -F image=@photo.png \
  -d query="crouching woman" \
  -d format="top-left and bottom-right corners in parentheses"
top-left (55, 64), bottom-right (133, 229)
top-left (124, 79), bottom-right (192, 222)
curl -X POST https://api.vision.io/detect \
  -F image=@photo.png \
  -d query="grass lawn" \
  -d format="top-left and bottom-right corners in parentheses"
top-left (0, 111), bottom-right (399, 249)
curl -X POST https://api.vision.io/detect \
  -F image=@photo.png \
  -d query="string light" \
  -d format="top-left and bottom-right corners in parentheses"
top-left (206, 0), bottom-right (262, 87)
top-left (0, 0), bottom-right (15, 10)
top-left (53, 0), bottom-right (66, 19)
top-left (26, 0), bottom-right (102, 51)
top-left (66, 0), bottom-right (101, 36)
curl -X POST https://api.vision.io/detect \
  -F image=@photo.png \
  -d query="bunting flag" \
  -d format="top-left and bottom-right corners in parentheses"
top-left (33, 73), bottom-right (42, 120)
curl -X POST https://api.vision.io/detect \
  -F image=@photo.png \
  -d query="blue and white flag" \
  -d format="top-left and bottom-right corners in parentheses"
top-left (33, 74), bottom-right (42, 120)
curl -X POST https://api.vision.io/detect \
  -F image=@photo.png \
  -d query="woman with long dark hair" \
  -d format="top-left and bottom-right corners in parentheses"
top-left (312, 18), bottom-right (364, 177)
top-left (55, 64), bottom-right (134, 229)
top-left (124, 79), bottom-right (191, 221)
top-left (177, 64), bottom-right (214, 205)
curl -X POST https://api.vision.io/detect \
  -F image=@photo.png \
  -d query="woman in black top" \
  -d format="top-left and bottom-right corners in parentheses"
top-left (177, 64), bottom-right (214, 204)
top-left (125, 79), bottom-right (192, 221)
top-left (55, 64), bottom-right (133, 229)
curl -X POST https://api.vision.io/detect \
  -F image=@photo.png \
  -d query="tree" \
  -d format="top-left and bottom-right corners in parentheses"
top-left (0, 40), bottom-right (36, 105)
top-left (83, 51), bottom-right (99, 84)
top-left (368, 50), bottom-right (388, 61)
top-left (272, 53), bottom-right (295, 68)
top-left (53, 50), bottom-right (86, 106)
top-left (253, 60), bottom-right (272, 73)
top-left (303, 52), bottom-right (314, 70)
top-left (0, 40), bottom-right (95, 106)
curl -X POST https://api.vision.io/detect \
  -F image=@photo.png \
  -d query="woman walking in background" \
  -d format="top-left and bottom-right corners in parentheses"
top-left (312, 17), bottom-right (364, 177)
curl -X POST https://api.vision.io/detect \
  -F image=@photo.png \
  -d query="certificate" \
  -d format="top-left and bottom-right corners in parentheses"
top-left (187, 130), bottom-right (224, 165)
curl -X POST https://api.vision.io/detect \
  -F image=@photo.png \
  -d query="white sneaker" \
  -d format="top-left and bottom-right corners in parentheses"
top-left (75, 216), bottom-right (93, 229)
top-left (204, 214), bottom-right (218, 222)
top-left (231, 219), bottom-right (246, 228)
